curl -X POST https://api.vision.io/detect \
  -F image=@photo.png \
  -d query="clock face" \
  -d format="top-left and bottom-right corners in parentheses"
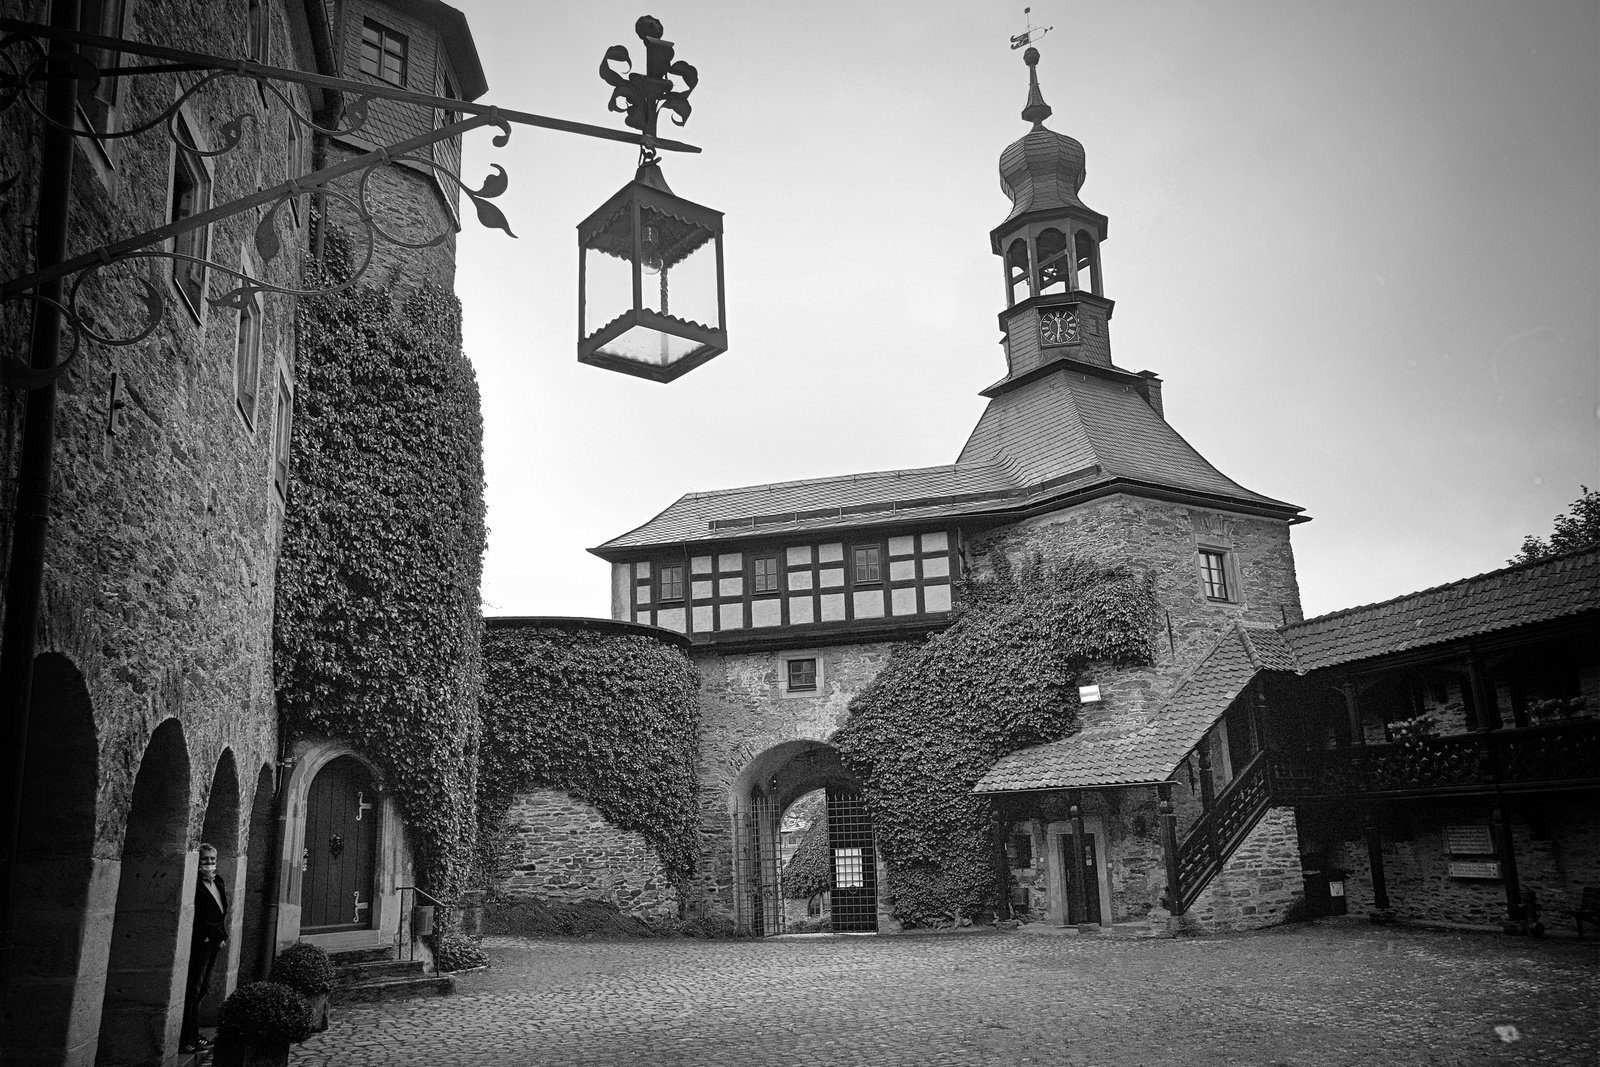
top-left (1039, 309), bottom-right (1080, 347)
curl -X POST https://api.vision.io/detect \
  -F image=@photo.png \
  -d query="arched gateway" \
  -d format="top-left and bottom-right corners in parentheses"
top-left (734, 741), bottom-right (879, 935)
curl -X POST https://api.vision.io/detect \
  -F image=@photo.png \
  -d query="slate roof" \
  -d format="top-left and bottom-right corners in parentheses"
top-left (595, 364), bottom-right (1301, 554)
top-left (974, 623), bottom-right (1268, 792)
top-left (1280, 543), bottom-right (1600, 671)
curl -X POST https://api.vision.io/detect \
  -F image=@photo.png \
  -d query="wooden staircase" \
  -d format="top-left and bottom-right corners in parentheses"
top-left (1169, 749), bottom-right (1274, 914)
top-left (329, 946), bottom-right (455, 1003)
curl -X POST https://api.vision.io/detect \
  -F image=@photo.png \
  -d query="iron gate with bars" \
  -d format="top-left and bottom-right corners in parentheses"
top-left (742, 790), bottom-right (783, 936)
top-left (826, 787), bottom-right (878, 932)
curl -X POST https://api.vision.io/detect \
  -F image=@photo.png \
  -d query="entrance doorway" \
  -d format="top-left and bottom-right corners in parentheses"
top-left (1061, 831), bottom-right (1103, 925)
top-left (302, 756), bottom-right (378, 933)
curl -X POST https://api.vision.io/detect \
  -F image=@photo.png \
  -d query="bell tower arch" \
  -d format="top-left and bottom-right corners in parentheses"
top-left (990, 46), bottom-right (1114, 376)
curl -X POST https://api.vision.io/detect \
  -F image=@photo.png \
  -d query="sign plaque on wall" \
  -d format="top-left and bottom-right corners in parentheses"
top-left (1448, 860), bottom-right (1502, 880)
top-left (1446, 824), bottom-right (1494, 855)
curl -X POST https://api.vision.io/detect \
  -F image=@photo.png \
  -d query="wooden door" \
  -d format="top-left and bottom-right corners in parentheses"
top-left (302, 757), bottom-right (378, 933)
top-left (1064, 832), bottom-right (1102, 925)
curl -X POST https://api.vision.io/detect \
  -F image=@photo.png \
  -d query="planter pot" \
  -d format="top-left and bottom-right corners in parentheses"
top-left (213, 1040), bottom-right (290, 1067)
top-left (306, 992), bottom-right (331, 1034)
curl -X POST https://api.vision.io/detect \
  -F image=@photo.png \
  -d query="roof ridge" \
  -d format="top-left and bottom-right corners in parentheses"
top-left (1284, 541), bottom-right (1600, 632)
top-left (675, 459), bottom-right (1015, 502)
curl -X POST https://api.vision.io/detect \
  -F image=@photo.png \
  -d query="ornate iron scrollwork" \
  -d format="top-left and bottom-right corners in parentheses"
top-left (599, 16), bottom-right (698, 168)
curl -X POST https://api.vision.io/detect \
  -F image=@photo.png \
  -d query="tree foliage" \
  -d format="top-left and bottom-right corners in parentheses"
top-left (781, 814), bottom-right (832, 900)
top-left (477, 625), bottom-right (702, 888)
top-left (833, 554), bottom-right (1157, 927)
top-left (1510, 486), bottom-right (1600, 564)
top-left (274, 239), bottom-right (487, 895)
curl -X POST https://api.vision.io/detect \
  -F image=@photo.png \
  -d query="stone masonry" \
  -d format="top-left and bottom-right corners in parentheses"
top-left (497, 788), bottom-right (678, 919)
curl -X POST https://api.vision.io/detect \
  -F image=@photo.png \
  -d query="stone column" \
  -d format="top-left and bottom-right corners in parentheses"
top-left (1363, 812), bottom-right (1394, 923)
top-left (1493, 804), bottom-right (1526, 931)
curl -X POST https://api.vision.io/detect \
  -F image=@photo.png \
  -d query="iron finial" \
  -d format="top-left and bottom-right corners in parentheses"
top-left (599, 15), bottom-right (700, 173)
top-left (1021, 46), bottom-right (1052, 128)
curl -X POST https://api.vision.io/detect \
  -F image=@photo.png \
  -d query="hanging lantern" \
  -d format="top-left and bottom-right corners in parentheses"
top-left (577, 166), bottom-right (726, 382)
top-left (579, 16), bottom-right (727, 382)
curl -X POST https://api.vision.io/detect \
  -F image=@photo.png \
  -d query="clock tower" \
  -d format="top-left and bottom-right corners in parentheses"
top-left (992, 47), bottom-right (1115, 379)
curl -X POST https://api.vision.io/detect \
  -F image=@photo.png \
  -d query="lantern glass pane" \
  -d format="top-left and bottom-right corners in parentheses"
top-left (594, 328), bottom-right (707, 368)
top-left (583, 240), bottom-right (634, 342)
top-left (639, 206), bottom-right (720, 332)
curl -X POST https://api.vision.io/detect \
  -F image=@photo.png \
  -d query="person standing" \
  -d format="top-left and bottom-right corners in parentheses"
top-left (180, 843), bottom-right (229, 1054)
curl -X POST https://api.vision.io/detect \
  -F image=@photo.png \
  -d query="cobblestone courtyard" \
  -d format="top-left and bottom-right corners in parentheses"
top-left (291, 923), bottom-right (1598, 1067)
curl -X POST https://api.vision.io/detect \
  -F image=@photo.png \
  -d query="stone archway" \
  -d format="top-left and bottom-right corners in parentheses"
top-left (236, 763), bottom-right (278, 983)
top-left (1, 653), bottom-right (102, 1064)
top-left (732, 741), bottom-right (879, 935)
top-left (96, 717), bottom-right (192, 1067)
top-left (196, 750), bottom-right (242, 1028)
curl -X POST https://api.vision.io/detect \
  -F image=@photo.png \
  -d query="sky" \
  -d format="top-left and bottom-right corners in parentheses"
top-left (450, 0), bottom-right (1599, 622)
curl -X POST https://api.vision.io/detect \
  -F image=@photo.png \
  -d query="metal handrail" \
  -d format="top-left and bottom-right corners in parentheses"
top-left (394, 885), bottom-right (454, 962)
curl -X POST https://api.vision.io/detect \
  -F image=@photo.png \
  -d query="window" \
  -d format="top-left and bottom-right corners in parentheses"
top-left (77, 0), bottom-right (126, 132)
top-left (833, 847), bottom-right (864, 889)
top-left (1006, 237), bottom-right (1031, 306)
top-left (359, 19), bottom-right (408, 86)
top-left (246, 0), bottom-right (270, 62)
top-left (1036, 227), bottom-right (1069, 294)
top-left (1007, 834), bottom-right (1033, 869)
top-left (272, 372), bottom-right (293, 499)
top-left (852, 545), bottom-right (881, 584)
top-left (786, 658), bottom-right (817, 692)
top-left (753, 555), bottom-right (780, 594)
top-left (1074, 230), bottom-right (1098, 295)
top-left (1199, 549), bottom-right (1232, 601)
top-left (659, 564), bottom-right (684, 602)
top-left (234, 297), bottom-right (262, 426)
top-left (169, 118), bottom-right (211, 314)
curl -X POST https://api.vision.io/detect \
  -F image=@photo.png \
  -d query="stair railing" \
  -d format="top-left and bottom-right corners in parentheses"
top-left (1169, 748), bottom-right (1273, 914)
top-left (394, 885), bottom-right (454, 962)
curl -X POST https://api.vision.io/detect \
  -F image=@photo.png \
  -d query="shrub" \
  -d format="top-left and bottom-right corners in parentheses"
top-left (269, 942), bottom-right (334, 996)
top-left (217, 982), bottom-right (312, 1046)
top-left (429, 930), bottom-right (489, 972)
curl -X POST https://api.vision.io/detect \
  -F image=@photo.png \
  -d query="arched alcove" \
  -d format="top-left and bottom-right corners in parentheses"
top-left (1, 653), bottom-right (100, 1064)
top-left (236, 764), bottom-right (278, 982)
top-left (196, 750), bottom-right (242, 1027)
top-left (1036, 227), bottom-right (1069, 294)
top-left (1005, 237), bottom-right (1031, 305)
top-left (96, 718), bottom-right (192, 1067)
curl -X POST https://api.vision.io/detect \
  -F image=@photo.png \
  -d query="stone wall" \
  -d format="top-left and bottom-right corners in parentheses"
top-left (494, 788), bottom-right (678, 919)
top-left (1323, 799), bottom-right (1600, 928)
top-left (1182, 806), bottom-right (1304, 932)
top-left (688, 640), bottom-right (904, 921)
top-left (967, 493), bottom-right (1302, 732)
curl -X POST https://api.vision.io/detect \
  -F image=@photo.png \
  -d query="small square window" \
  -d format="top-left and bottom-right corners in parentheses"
top-left (247, 0), bottom-right (270, 62)
top-left (786, 658), bottom-right (817, 692)
top-left (1199, 549), bottom-right (1232, 601)
top-left (659, 564), bottom-right (685, 601)
top-left (852, 545), bottom-right (881, 584)
top-left (753, 555), bottom-right (780, 594)
top-left (234, 298), bottom-right (262, 427)
top-left (359, 19), bottom-right (408, 86)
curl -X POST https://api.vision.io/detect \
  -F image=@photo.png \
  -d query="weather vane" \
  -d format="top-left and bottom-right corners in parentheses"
top-left (1010, 6), bottom-right (1053, 49)
top-left (600, 16), bottom-right (699, 172)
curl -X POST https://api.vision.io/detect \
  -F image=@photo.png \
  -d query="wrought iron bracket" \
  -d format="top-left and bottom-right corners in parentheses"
top-left (0, 16), bottom-right (704, 390)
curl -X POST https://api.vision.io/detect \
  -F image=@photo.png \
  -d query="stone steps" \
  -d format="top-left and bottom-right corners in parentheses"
top-left (329, 946), bottom-right (456, 1004)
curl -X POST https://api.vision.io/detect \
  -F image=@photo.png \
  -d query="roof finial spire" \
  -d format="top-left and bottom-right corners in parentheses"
top-left (1020, 46), bottom-right (1053, 129)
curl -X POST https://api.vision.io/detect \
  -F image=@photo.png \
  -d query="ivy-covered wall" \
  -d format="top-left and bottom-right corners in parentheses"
top-left (478, 621), bottom-right (702, 894)
top-left (834, 554), bottom-right (1158, 927)
top-left (273, 241), bottom-right (487, 894)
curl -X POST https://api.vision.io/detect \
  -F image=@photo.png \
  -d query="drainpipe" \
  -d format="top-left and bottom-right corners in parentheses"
top-left (0, 0), bottom-right (80, 1010)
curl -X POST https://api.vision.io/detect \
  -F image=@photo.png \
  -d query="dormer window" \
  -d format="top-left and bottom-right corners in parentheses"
top-left (359, 19), bottom-right (408, 86)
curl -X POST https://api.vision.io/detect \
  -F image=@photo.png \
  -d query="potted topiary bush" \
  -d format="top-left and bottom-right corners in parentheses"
top-left (269, 942), bottom-right (336, 1034)
top-left (214, 981), bottom-right (312, 1067)
top-left (428, 930), bottom-right (489, 973)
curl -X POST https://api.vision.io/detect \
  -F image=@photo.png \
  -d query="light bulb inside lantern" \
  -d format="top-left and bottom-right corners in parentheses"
top-left (640, 225), bottom-right (664, 276)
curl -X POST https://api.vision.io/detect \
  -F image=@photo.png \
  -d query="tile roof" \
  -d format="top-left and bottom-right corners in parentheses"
top-left (1280, 543), bottom-right (1600, 671)
top-left (596, 363), bottom-right (1302, 554)
top-left (974, 623), bottom-right (1270, 792)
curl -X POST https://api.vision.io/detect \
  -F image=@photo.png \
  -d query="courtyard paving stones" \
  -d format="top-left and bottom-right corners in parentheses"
top-left (291, 922), bottom-right (1598, 1066)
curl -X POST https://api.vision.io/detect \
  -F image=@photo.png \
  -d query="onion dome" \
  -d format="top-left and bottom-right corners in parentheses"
top-left (998, 47), bottom-right (1088, 225)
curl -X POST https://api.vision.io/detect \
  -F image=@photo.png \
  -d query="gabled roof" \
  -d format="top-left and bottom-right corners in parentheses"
top-left (974, 623), bottom-right (1268, 792)
top-left (1280, 543), bottom-right (1600, 671)
top-left (594, 362), bottom-right (1302, 556)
